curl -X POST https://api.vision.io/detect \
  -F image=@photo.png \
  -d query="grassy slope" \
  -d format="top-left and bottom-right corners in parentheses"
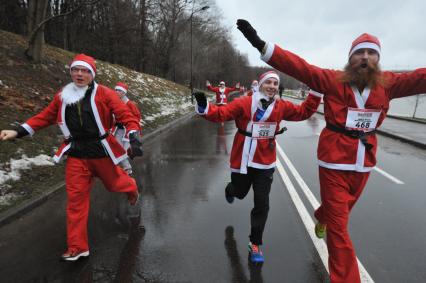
top-left (0, 30), bottom-right (192, 212)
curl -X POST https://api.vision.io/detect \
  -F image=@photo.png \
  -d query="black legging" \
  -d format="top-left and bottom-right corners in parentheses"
top-left (230, 167), bottom-right (274, 245)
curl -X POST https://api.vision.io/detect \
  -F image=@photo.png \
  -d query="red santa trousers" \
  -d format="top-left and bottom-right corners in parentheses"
top-left (314, 166), bottom-right (370, 283)
top-left (65, 157), bottom-right (138, 251)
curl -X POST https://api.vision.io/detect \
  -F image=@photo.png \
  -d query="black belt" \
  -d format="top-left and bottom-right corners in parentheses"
top-left (326, 123), bottom-right (375, 150)
top-left (65, 133), bottom-right (109, 144)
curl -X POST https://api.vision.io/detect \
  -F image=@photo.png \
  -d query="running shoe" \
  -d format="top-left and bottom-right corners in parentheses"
top-left (61, 249), bottom-right (89, 261)
top-left (225, 182), bottom-right (235, 204)
top-left (315, 222), bottom-right (326, 239)
top-left (248, 242), bottom-right (264, 263)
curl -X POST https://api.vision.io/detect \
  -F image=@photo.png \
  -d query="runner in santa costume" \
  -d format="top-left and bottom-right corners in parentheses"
top-left (206, 80), bottom-right (240, 105)
top-left (0, 54), bottom-right (143, 262)
top-left (113, 81), bottom-right (143, 174)
top-left (245, 80), bottom-right (258, 97)
top-left (237, 19), bottom-right (426, 282)
top-left (194, 71), bottom-right (322, 264)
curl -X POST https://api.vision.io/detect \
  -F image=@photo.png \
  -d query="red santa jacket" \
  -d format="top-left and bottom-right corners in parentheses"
top-left (127, 100), bottom-right (142, 128)
top-left (112, 97), bottom-right (142, 134)
top-left (207, 85), bottom-right (239, 105)
top-left (196, 90), bottom-right (322, 174)
top-left (21, 82), bottom-right (140, 164)
top-left (262, 43), bottom-right (426, 172)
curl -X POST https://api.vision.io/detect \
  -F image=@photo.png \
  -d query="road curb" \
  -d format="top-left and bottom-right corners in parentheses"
top-left (0, 182), bottom-right (65, 227)
top-left (0, 111), bottom-right (196, 228)
top-left (375, 129), bottom-right (426, 149)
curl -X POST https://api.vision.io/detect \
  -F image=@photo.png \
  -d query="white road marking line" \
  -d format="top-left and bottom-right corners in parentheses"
top-left (277, 144), bottom-right (320, 209)
top-left (276, 144), bottom-right (375, 283)
top-left (275, 159), bottom-right (330, 272)
top-left (373, 166), bottom-right (404, 185)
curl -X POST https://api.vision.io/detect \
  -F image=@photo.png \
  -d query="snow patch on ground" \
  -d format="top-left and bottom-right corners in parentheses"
top-left (0, 154), bottom-right (55, 191)
top-left (0, 192), bottom-right (17, 206)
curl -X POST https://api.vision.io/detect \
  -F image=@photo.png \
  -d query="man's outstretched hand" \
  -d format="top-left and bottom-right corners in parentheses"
top-left (236, 19), bottom-right (265, 52)
top-left (193, 91), bottom-right (207, 108)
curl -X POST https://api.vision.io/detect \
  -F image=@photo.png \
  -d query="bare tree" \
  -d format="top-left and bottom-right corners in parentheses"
top-left (25, 0), bottom-right (101, 62)
top-left (1, 0), bottom-right (272, 90)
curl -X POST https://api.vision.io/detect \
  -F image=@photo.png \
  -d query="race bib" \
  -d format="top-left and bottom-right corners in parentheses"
top-left (252, 122), bottom-right (277, 139)
top-left (345, 108), bottom-right (381, 131)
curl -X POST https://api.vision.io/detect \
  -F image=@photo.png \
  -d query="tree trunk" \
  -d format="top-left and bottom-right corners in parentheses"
top-left (138, 0), bottom-right (147, 71)
top-left (26, 0), bottom-right (49, 62)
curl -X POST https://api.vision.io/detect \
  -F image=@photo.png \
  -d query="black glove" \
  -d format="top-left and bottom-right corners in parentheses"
top-left (236, 19), bottom-right (265, 52)
top-left (129, 132), bottom-right (143, 159)
top-left (193, 92), bottom-right (207, 108)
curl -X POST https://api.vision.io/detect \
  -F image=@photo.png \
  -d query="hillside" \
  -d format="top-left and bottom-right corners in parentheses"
top-left (0, 30), bottom-right (193, 212)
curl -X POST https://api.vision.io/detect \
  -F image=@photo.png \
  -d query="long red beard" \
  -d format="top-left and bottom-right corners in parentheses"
top-left (339, 62), bottom-right (387, 89)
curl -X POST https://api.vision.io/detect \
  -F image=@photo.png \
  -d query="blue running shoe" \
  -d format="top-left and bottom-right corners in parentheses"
top-left (225, 183), bottom-right (234, 204)
top-left (248, 242), bottom-right (264, 263)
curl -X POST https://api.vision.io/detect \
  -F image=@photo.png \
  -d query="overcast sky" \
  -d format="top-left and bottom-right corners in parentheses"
top-left (214, 0), bottom-right (426, 70)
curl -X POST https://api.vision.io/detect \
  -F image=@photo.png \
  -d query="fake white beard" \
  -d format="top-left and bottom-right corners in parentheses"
top-left (61, 82), bottom-right (88, 105)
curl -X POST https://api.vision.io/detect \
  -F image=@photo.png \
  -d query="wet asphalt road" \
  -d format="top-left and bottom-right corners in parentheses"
top-left (0, 111), bottom-right (426, 282)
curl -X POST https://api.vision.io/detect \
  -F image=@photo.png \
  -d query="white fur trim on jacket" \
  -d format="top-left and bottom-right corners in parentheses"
top-left (308, 90), bottom-right (324, 97)
top-left (260, 43), bottom-right (275, 63)
top-left (21, 123), bottom-right (35, 136)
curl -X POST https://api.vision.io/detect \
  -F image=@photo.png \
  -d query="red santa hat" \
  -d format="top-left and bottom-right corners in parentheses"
top-left (70, 54), bottom-right (96, 78)
top-left (115, 82), bottom-right (128, 94)
top-left (258, 71), bottom-right (280, 86)
top-left (219, 81), bottom-right (225, 86)
top-left (348, 33), bottom-right (381, 59)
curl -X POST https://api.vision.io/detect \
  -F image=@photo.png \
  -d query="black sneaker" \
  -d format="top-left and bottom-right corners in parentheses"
top-left (225, 182), bottom-right (235, 204)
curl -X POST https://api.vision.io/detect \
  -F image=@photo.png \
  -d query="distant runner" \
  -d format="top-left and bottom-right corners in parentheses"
top-left (112, 82), bottom-right (143, 175)
top-left (206, 80), bottom-right (240, 105)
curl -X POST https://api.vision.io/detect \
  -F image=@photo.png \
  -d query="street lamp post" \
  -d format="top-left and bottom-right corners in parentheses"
top-left (190, 5), bottom-right (209, 103)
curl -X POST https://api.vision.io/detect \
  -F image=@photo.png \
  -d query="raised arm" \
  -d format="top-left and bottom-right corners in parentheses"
top-left (1, 94), bottom-right (60, 141)
top-left (193, 91), bottom-right (243, 122)
top-left (386, 69), bottom-right (426, 99)
top-left (207, 85), bottom-right (218, 92)
top-left (237, 19), bottom-right (337, 94)
top-left (280, 91), bottom-right (322, 121)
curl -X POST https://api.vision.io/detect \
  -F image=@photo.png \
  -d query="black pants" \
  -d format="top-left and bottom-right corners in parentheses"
top-left (230, 167), bottom-right (274, 245)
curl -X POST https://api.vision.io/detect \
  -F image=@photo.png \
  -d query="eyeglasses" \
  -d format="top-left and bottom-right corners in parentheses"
top-left (71, 67), bottom-right (91, 74)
